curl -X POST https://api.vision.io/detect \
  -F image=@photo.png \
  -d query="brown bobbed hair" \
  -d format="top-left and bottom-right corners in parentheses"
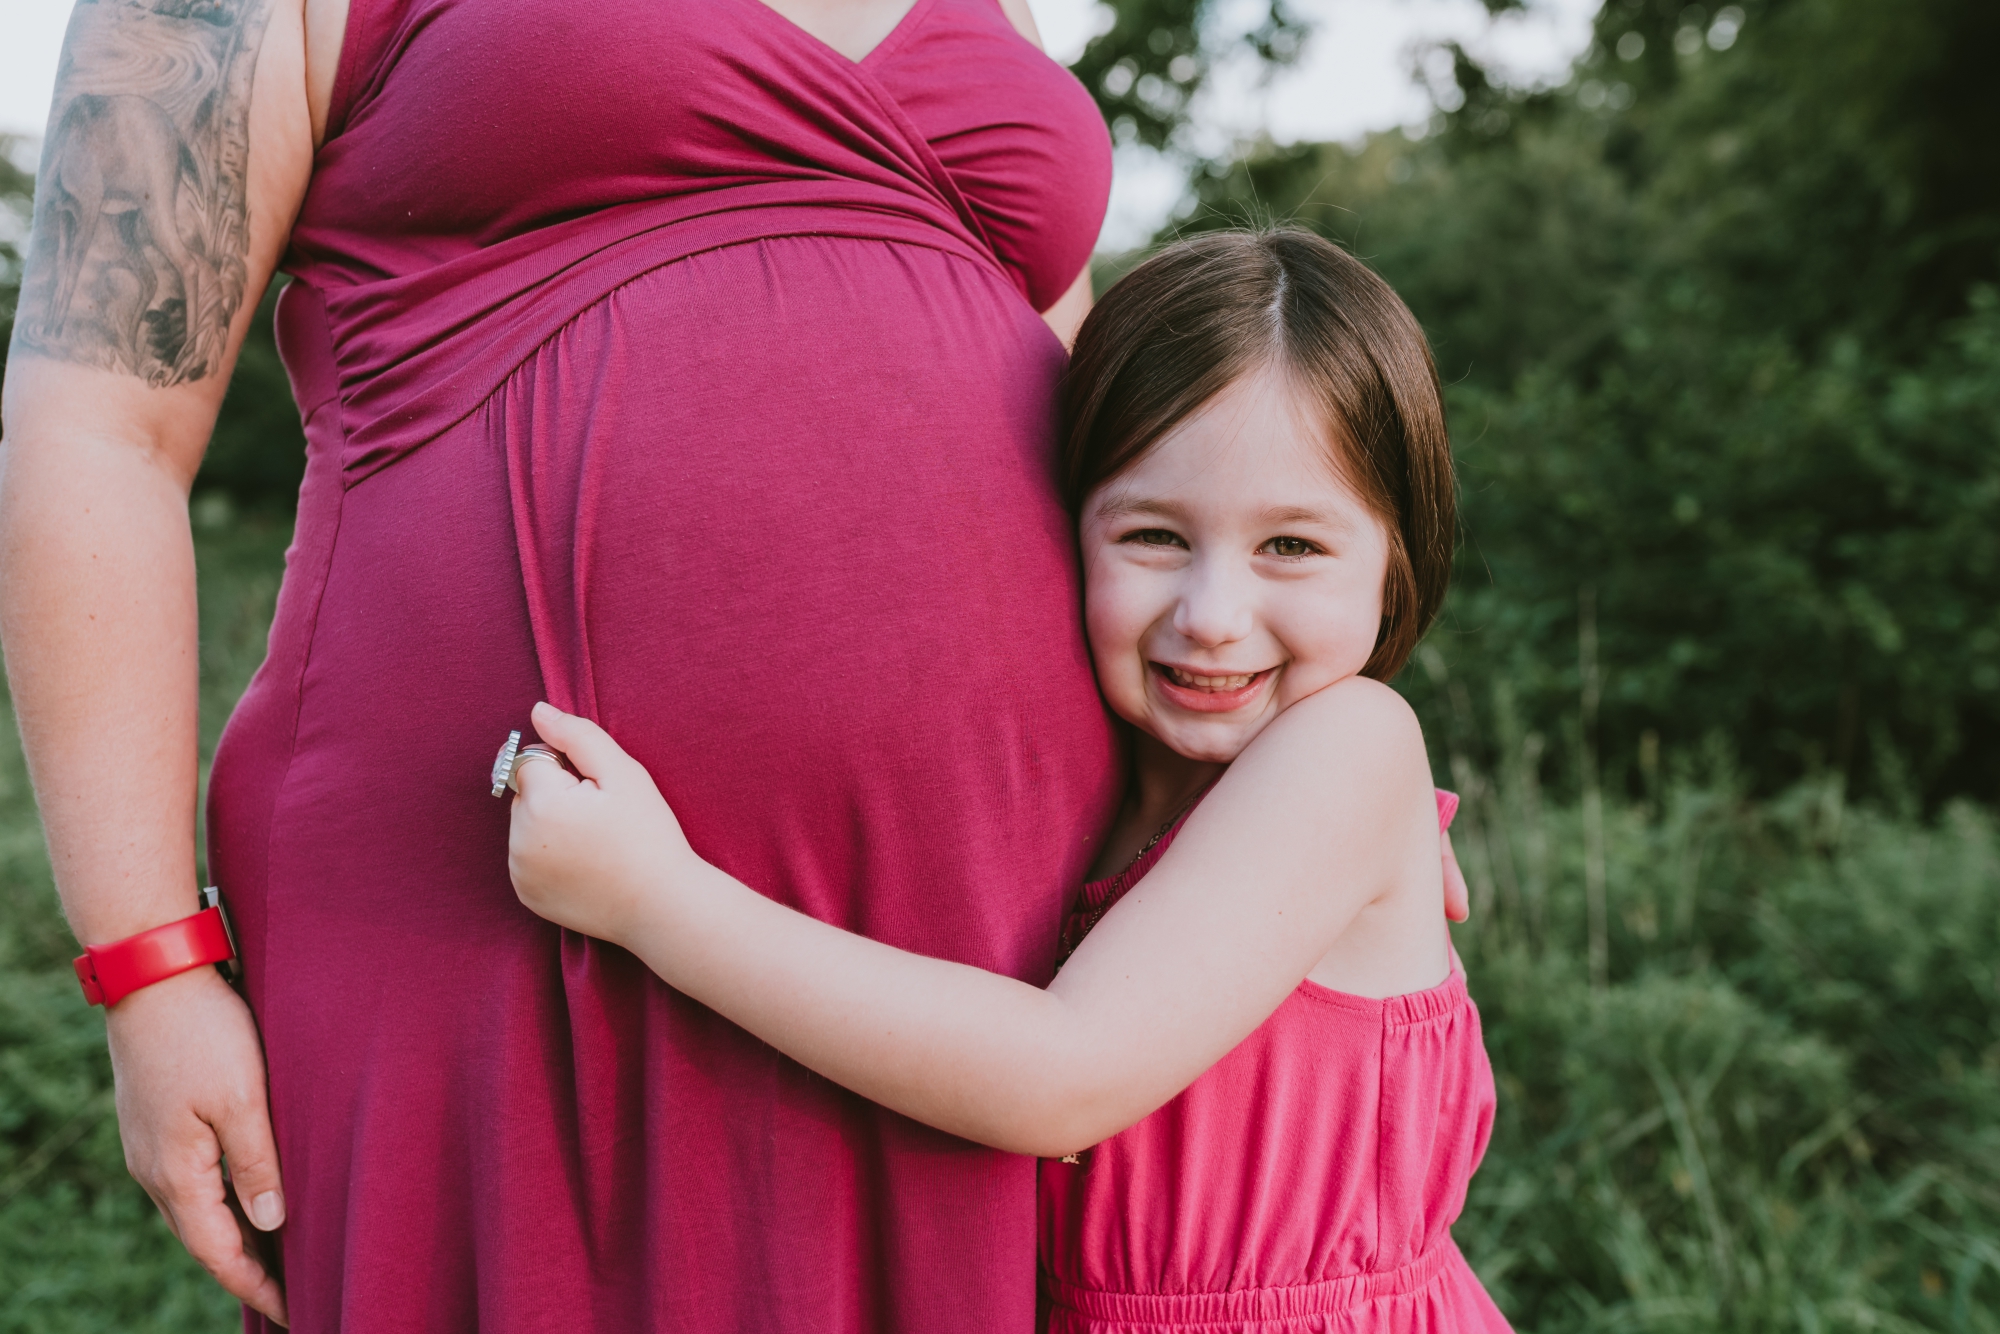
top-left (1060, 228), bottom-right (1456, 683)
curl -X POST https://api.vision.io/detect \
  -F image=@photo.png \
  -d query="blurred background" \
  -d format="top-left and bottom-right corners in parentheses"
top-left (2, 0), bottom-right (1997, 1328)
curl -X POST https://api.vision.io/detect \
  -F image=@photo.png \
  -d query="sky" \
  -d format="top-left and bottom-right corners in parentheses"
top-left (0, 0), bottom-right (1597, 248)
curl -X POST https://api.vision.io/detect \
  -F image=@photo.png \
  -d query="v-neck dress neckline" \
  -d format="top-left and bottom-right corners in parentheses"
top-left (740, 0), bottom-right (939, 67)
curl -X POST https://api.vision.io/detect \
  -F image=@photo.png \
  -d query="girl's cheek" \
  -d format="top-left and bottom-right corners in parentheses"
top-left (1081, 562), bottom-right (1125, 660)
top-left (1273, 591), bottom-right (1381, 698)
top-left (1082, 584), bottom-right (1152, 725)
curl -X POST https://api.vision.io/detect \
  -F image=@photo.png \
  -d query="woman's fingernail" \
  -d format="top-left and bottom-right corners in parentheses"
top-left (248, 1190), bottom-right (286, 1231)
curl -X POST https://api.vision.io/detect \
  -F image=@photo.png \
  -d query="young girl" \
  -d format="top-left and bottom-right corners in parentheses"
top-left (504, 229), bottom-right (1513, 1331)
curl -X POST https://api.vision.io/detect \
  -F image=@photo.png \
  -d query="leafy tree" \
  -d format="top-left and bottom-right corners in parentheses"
top-left (1177, 0), bottom-right (2000, 804)
top-left (0, 143), bottom-right (32, 374)
top-left (1072, 0), bottom-right (1308, 150)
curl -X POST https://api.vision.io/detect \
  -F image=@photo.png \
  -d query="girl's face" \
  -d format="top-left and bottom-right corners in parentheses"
top-left (1079, 366), bottom-right (1394, 765)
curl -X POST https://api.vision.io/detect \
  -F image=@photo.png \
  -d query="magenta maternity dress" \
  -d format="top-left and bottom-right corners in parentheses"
top-left (204, 2), bottom-right (1120, 1330)
top-left (1040, 797), bottom-right (1514, 1333)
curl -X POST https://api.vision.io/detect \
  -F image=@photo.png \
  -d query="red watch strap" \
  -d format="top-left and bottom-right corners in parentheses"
top-left (73, 906), bottom-right (236, 1008)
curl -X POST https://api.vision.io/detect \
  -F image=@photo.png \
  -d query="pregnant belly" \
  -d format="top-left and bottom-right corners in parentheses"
top-left (497, 234), bottom-right (1118, 972)
top-left (204, 234), bottom-right (1120, 1330)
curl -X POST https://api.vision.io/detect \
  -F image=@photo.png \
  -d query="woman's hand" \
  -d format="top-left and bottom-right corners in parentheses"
top-left (107, 966), bottom-right (289, 1326)
top-left (507, 702), bottom-right (697, 947)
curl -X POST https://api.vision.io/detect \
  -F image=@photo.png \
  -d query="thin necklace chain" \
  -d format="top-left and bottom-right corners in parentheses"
top-left (1127, 779), bottom-right (1215, 869)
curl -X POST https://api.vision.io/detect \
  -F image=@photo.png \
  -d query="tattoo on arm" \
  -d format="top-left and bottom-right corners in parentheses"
top-left (15, 0), bottom-right (279, 387)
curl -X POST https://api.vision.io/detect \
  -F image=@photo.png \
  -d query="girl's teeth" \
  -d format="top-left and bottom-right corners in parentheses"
top-left (1169, 668), bottom-right (1255, 690)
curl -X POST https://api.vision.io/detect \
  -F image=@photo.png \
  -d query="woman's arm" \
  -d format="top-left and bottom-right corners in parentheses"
top-left (1041, 266), bottom-right (1094, 347)
top-left (988, 0), bottom-right (1096, 349)
top-left (511, 679), bottom-right (1442, 1157)
top-left (0, 1), bottom-right (317, 1321)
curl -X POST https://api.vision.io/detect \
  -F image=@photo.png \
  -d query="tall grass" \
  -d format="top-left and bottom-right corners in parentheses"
top-left (1438, 645), bottom-right (2000, 1331)
top-left (1, 521), bottom-right (1996, 1330)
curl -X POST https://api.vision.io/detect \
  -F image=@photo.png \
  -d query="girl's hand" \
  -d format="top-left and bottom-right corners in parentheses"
top-left (507, 702), bottom-right (696, 947)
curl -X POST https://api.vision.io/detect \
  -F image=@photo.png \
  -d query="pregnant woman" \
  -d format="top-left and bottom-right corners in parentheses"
top-left (1, 0), bottom-right (1118, 1329)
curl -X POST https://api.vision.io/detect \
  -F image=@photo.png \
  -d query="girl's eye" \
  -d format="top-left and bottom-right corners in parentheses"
top-left (1123, 528), bottom-right (1187, 549)
top-left (1261, 536), bottom-right (1320, 558)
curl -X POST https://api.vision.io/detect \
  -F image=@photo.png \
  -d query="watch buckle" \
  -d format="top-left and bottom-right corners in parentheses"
top-left (201, 886), bottom-right (242, 983)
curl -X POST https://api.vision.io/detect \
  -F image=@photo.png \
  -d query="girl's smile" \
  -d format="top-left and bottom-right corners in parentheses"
top-left (1080, 365), bottom-right (1395, 767)
top-left (1150, 662), bottom-right (1278, 713)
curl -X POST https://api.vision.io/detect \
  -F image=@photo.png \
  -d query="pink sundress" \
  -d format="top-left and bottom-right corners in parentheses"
top-left (1039, 793), bottom-right (1515, 1333)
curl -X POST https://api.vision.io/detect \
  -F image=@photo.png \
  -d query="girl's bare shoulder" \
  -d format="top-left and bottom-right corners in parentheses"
top-left (1255, 677), bottom-right (1427, 774)
top-left (1195, 676), bottom-right (1434, 854)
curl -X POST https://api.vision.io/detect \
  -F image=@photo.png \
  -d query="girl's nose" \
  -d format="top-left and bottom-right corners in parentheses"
top-left (1172, 559), bottom-right (1255, 647)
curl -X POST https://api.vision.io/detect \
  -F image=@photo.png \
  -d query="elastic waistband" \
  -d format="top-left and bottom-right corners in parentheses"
top-left (1045, 1240), bottom-right (1457, 1326)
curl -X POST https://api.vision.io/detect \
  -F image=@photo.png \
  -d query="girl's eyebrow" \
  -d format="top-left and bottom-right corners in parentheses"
top-left (1095, 498), bottom-right (1355, 529)
top-left (1094, 496), bottom-right (1187, 522)
top-left (1261, 505), bottom-right (1339, 527)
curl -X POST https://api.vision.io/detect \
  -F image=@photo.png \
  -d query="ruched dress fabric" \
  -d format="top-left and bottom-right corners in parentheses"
top-left (204, 2), bottom-right (1120, 1330)
top-left (1040, 796), bottom-right (1514, 1334)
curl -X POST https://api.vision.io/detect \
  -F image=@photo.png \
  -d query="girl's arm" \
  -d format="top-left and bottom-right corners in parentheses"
top-left (510, 680), bottom-right (1441, 1158)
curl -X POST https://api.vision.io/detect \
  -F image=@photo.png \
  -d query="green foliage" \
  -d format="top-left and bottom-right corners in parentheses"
top-left (0, 523), bottom-right (288, 1334)
top-left (0, 140), bottom-right (32, 362)
top-left (198, 286), bottom-right (308, 513)
top-left (1070, 0), bottom-right (1307, 151)
top-left (1441, 714), bottom-right (2000, 1329)
top-left (1173, 0), bottom-right (2000, 804)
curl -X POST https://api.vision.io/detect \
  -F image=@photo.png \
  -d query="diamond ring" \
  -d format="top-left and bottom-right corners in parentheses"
top-left (491, 731), bottom-right (524, 798)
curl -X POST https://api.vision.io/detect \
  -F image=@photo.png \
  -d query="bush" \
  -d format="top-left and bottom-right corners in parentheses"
top-left (1442, 707), bottom-right (2000, 1329)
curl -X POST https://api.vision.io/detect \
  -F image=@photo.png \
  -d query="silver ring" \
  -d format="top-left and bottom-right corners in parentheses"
top-left (508, 745), bottom-right (568, 793)
top-left (491, 730), bottom-right (523, 798)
